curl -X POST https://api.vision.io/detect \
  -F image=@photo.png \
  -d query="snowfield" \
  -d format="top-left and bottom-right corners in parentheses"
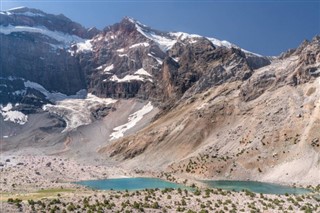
top-left (109, 68), bottom-right (153, 83)
top-left (129, 42), bottom-right (150, 49)
top-left (24, 80), bottom-right (86, 102)
top-left (147, 53), bottom-right (163, 64)
top-left (43, 93), bottom-right (117, 132)
top-left (75, 39), bottom-right (93, 53)
top-left (110, 74), bottom-right (144, 82)
top-left (104, 64), bottom-right (114, 72)
top-left (0, 25), bottom-right (83, 45)
top-left (127, 18), bottom-right (262, 56)
top-left (110, 102), bottom-right (154, 140)
top-left (135, 23), bottom-right (176, 52)
top-left (134, 68), bottom-right (152, 77)
top-left (0, 103), bottom-right (28, 125)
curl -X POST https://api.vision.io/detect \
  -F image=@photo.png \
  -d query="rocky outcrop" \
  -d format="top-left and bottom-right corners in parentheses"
top-left (240, 36), bottom-right (320, 102)
top-left (0, 7), bottom-right (97, 38)
top-left (163, 41), bottom-right (254, 100)
top-left (0, 77), bottom-right (51, 113)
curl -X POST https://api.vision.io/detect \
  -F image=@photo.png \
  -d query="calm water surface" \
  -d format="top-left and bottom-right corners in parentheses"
top-left (202, 180), bottom-right (311, 195)
top-left (76, 177), bottom-right (187, 191)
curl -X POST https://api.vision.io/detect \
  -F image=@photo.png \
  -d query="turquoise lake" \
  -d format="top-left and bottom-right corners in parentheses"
top-left (75, 178), bottom-right (312, 195)
top-left (76, 177), bottom-right (186, 191)
top-left (202, 180), bottom-right (311, 195)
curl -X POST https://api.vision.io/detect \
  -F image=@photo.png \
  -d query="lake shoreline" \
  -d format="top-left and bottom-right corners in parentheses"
top-left (1, 154), bottom-right (319, 212)
top-left (1, 154), bottom-right (318, 193)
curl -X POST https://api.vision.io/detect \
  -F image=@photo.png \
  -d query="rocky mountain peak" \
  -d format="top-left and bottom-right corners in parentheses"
top-left (118, 16), bottom-right (138, 32)
top-left (6, 6), bottom-right (46, 15)
top-left (0, 7), bottom-right (99, 39)
top-left (122, 16), bottom-right (139, 25)
top-left (280, 35), bottom-right (320, 60)
top-left (0, 8), bottom-right (274, 110)
top-left (240, 34), bottom-right (320, 102)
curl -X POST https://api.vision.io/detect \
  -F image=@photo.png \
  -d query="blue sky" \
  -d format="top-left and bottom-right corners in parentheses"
top-left (1, 0), bottom-right (319, 56)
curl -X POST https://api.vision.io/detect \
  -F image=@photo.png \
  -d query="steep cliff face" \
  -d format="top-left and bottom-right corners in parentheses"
top-left (165, 41), bottom-right (254, 99)
top-left (0, 7), bottom-right (96, 99)
top-left (78, 18), bottom-right (161, 100)
top-left (240, 36), bottom-right (320, 102)
top-left (0, 7), bottom-right (98, 38)
top-left (0, 34), bottom-right (86, 94)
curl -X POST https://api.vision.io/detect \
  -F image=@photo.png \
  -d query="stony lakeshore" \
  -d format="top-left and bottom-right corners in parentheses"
top-left (0, 155), bottom-right (319, 213)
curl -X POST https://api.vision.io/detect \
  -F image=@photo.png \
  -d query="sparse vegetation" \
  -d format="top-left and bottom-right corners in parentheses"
top-left (4, 187), bottom-right (319, 212)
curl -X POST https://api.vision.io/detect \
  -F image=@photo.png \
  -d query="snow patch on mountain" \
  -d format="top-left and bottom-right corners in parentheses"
top-left (134, 68), bottom-right (152, 77)
top-left (0, 25), bottom-right (83, 44)
top-left (2, 77), bottom-right (86, 103)
top-left (172, 57), bottom-right (179, 63)
top-left (7, 6), bottom-right (27, 11)
top-left (207, 37), bottom-right (262, 57)
top-left (1, 9), bottom-right (44, 17)
top-left (147, 53), bottom-right (163, 64)
top-left (129, 42), bottom-right (150, 49)
top-left (207, 37), bottom-right (234, 49)
top-left (43, 93), bottom-right (117, 132)
top-left (110, 74), bottom-right (145, 82)
top-left (130, 18), bottom-right (262, 56)
top-left (0, 103), bottom-right (28, 125)
top-left (95, 65), bottom-right (103, 70)
top-left (12, 90), bottom-right (26, 96)
top-left (110, 102), bottom-right (153, 140)
top-left (0, 12), bottom-right (10, 15)
top-left (75, 39), bottom-right (93, 53)
top-left (117, 48), bottom-right (125, 52)
top-left (104, 64), bottom-right (114, 72)
top-left (170, 32), bottom-right (201, 40)
top-left (109, 68), bottom-right (153, 83)
top-left (24, 80), bottom-right (86, 102)
top-left (135, 23), bottom-right (176, 52)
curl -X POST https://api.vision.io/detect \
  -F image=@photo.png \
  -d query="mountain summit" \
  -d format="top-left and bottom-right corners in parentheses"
top-left (0, 8), bottom-right (270, 103)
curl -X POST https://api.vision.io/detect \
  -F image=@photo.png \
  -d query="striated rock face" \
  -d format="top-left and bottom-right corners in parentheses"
top-left (0, 34), bottom-right (86, 95)
top-left (0, 77), bottom-right (52, 116)
top-left (0, 7), bottom-right (94, 96)
top-left (240, 36), bottom-right (320, 102)
top-left (0, 7), bottom-right (95, 38)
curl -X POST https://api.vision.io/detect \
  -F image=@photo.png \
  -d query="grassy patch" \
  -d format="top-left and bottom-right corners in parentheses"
top-left (0, 188), bottom-right (76, 201)
top-left (36, 188), bottom-right (75, 194)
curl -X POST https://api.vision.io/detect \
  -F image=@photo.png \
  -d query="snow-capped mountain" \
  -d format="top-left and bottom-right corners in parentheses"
top-left (0, 6), bottom-right (99, 39)
top-left (0, 8), bottom-right (270, 120)
top-left (0, 7), bottom-right (319, 185)
top-left (77, 17), bottom-right (271, 101)
top-left (0, 7), bottom-right (271, 157)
